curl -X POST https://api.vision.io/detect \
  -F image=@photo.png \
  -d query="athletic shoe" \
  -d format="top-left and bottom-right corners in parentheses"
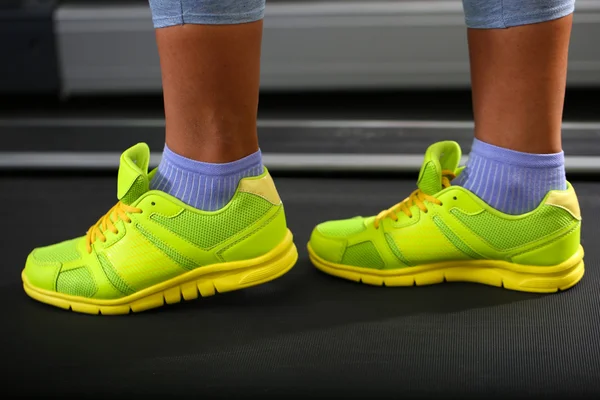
top-left (308, 141), bottom-right (583, 293)
top-left (22, 143), bottom-right (297, 314)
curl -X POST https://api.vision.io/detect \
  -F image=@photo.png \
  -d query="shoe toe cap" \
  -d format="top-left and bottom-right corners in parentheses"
top-left (23, 238), bottom-right (84, 292)
top-left (23, 252), bottom-right (63, 292)
top-left (309, 217), bottom-right (367, 263)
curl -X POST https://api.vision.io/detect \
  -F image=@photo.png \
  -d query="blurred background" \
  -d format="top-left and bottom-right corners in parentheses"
top-left (2, 2), bottom-right (600, 397)
top-left (1, 0), bottom-right (600, 173)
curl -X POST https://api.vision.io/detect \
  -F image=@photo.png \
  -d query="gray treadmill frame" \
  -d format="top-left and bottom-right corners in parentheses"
top-left (1, 118), bottom-right (599, 173)
top-left (55, 0), bottom-right (600, 95)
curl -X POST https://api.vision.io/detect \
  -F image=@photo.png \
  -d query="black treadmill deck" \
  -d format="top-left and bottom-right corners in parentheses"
top-left (2, 175), bottom-right (599, 398)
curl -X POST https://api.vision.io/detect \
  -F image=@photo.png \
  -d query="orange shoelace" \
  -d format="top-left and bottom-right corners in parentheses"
top-left (373, 170), bottom-right (456, 229)
top-left (85, 202), bottom-right (142, 253)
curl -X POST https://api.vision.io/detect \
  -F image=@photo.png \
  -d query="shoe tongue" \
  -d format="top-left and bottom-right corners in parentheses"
top-left (416, 141), bottom-right (462, 195)
top-left (117, 143), bottom-right (151, 205)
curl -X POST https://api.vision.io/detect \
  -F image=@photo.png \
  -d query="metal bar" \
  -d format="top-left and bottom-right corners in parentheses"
top-left (0, 152), bottom-right (598, 174)
top-left (1, 118), bottom-right (600, 131)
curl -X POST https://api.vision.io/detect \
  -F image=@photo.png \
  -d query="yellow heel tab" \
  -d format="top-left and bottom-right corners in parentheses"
top-left (545, 183), bottom-right (581, 220)
top-left (238, 171), bottom-right (282, 205)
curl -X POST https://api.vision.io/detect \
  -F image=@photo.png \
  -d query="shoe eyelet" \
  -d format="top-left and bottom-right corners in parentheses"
top-left (151, 202), bottom-right (156, 206)
top-left (453, 196), bottom-right (457, 200)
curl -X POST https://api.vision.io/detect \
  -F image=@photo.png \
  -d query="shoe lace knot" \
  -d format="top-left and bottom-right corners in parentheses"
top-left (85, 201), bottom-right (142, 253)
top-left (374, 170), bottom-right (455, 229)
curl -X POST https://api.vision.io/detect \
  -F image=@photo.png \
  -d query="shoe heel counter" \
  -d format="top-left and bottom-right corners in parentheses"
top-left (238, 169), bottom-right (282, 206)
top-left (512, 185), bottom-right (582, 266)
top-left (220, 172), bottom-right (288, 262)
top-left (544, 183), bottom-right (582, 221)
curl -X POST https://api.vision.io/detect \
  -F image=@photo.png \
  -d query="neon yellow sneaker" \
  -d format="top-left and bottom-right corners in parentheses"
top-left (22, 143), bottom-right (298, 314)
top-left (308, 141), bottom-right (584, 293)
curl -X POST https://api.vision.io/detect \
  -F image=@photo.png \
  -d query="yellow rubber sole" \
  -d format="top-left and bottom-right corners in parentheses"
top-left (308, 243), bottom-right (584, 293)
top-left (23, 230), bottom-right (298, 315)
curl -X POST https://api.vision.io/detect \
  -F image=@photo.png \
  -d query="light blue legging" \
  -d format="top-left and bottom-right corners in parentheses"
top-left (148, 0), bottom-right (575, 29)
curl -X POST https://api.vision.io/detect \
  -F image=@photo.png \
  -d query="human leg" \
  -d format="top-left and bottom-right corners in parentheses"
top-left (150, 1), bottom-right (265, 210)
top-left (455, 3), bottom-right (573, 214)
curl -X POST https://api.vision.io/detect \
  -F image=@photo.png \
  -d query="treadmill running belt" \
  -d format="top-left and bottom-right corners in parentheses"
top-left (2, 176), bottom-right (599, 398)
